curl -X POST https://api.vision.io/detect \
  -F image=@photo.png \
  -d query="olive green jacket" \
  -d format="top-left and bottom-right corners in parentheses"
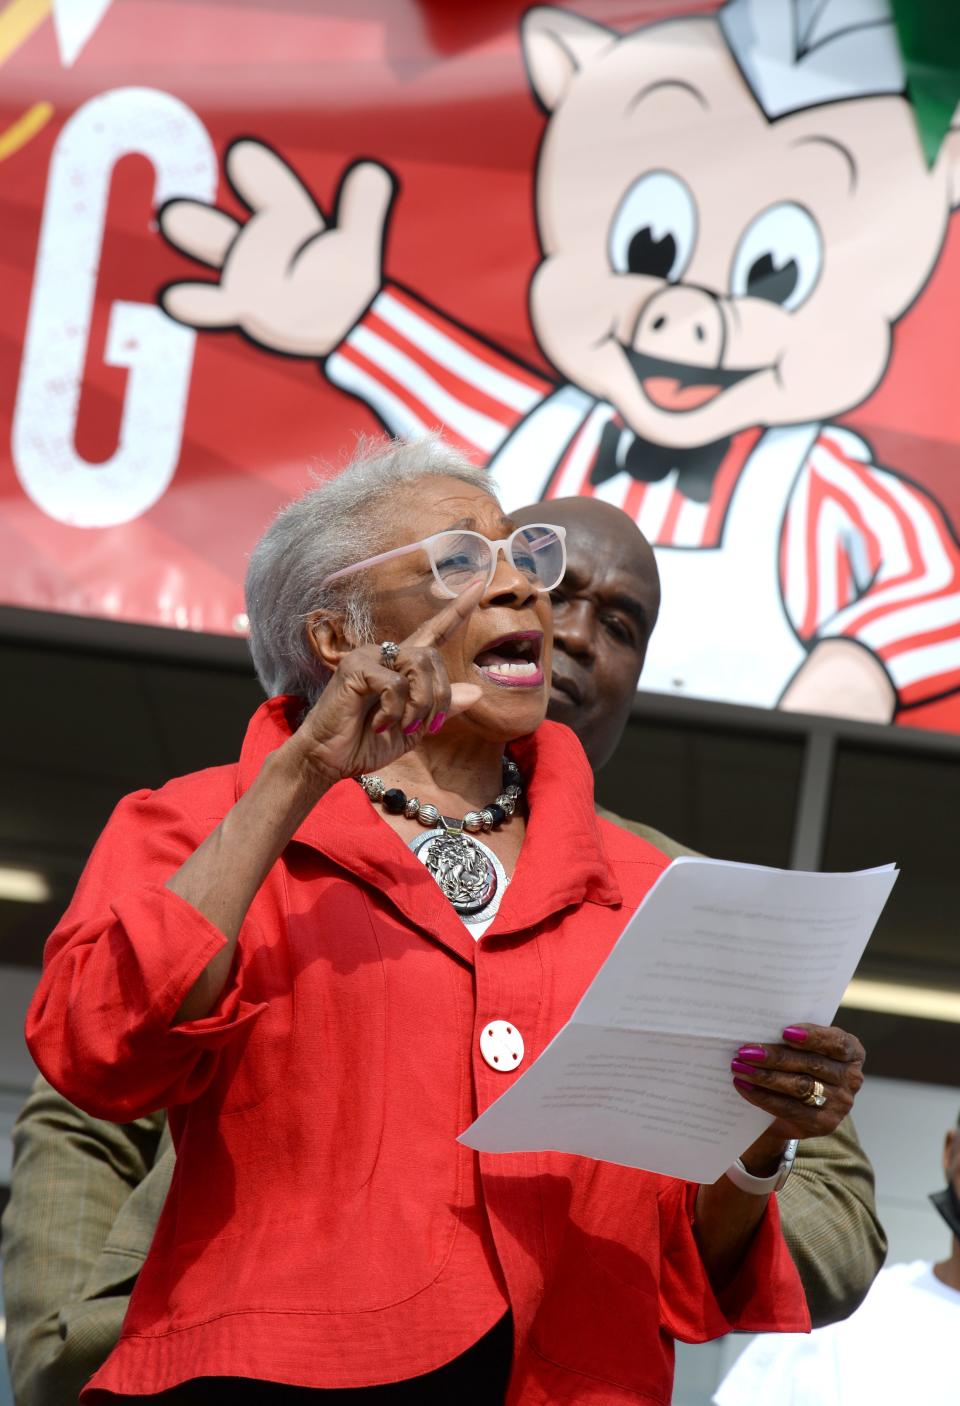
top-left (2, 1080), bottom-right (174, 1406)
top-left (2, 815), bottom-right (886, 1404)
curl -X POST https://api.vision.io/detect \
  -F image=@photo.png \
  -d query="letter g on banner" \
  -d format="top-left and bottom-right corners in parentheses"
top-left (12, 88), bottom-right (216, 528)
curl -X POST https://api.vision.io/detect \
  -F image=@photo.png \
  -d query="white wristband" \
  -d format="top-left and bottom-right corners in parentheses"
top-left (724, 1139), bottom-right (799, 1195)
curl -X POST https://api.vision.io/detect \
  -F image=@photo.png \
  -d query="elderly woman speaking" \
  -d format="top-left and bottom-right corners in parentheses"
top-left (26, 439), bottom-right (835, 1404)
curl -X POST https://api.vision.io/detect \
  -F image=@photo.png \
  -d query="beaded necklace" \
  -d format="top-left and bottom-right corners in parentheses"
top-left (357, 758), bottom-right (522, 925)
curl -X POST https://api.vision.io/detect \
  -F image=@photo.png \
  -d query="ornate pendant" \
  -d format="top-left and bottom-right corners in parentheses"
top-left (408, 824), bottom-right (507, 926)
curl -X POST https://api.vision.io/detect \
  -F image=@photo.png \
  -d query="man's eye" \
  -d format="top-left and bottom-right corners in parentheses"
top-left (603, 616), bottom-right (638, 646)
top-left (549, 590), bottom-right (567, 606)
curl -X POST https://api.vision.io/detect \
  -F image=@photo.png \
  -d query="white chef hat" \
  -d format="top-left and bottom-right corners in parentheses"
top-left (719, 0), bottom-right (905, 120)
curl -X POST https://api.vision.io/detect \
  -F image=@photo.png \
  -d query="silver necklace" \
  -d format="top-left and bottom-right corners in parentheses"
top-left (358, 759), bottom-right (522, 925)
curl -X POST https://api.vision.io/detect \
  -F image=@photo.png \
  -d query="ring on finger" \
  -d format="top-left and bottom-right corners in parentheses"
top-left (802, 1078), bottom-right (827, 1108)
top-left (379, 641), bottom-right (400, 671)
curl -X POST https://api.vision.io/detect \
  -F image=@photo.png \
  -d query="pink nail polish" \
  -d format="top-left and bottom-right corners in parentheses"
top-left (783, 1026), bottom-right (809, 1043)
top-left (737, 1045), bottom-right (767, 1063)
top-left (403, 719), bottom-right (422, 736)
top-left (733, 1077), bottom-right (755, 1093)
top-left (428, 712), bottom-right (446, 734)
top-left (374, 723), bottom-right (390, 735)
top-left (731, 1059), bottom-right (758, 1076)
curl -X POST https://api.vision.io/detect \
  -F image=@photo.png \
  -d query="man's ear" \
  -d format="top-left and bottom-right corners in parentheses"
top-left (521, 6), bottom-right (616, 114)
top-left (306, 612), bottom-right (354, 672)
top-left (944, 1128), bottom-right (957, 1178)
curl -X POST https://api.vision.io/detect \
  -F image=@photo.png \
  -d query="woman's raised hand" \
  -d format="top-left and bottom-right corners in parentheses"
top-left (292, 580), bottom-right (485, 787)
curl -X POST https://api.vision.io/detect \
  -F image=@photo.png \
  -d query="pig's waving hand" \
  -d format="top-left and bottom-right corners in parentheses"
top-left (160, 143), bottom-right (394, 356)
top-left (159, 1), bottom-right (960, 728)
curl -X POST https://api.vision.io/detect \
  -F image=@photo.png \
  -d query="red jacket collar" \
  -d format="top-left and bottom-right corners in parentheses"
top-left (236, 698), bottom-right (621, 955)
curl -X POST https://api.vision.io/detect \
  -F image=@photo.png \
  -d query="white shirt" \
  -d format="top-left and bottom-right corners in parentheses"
top-left (713, 1261), bottom-right (960, 1406)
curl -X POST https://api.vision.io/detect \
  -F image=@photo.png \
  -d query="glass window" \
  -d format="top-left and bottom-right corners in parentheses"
top-left (597, 714), bottom-right (804, 867)
top-left (825, 742), bottom-right (960, 1084)
top-left (0, 640), bottom-right (262, 971)
top-left (826, 744), bottom-right (960, 985)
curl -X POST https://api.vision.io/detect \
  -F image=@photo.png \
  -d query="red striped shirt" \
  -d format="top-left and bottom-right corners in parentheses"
top-left (327, 287), bottom-right (960, 708)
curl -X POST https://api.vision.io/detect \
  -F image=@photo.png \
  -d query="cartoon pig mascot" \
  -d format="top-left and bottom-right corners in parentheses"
top-left (160, 0), bottom-right (960, 723)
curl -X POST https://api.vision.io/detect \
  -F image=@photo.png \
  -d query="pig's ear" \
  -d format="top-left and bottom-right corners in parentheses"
top-left (521, 6), bottom-right (616, 113)
top-left (945, 119), bottom-right (960, 209)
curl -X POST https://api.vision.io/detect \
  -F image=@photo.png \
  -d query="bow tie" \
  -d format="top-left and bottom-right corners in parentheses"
top-left (590, 418), bottom-right (732, 504)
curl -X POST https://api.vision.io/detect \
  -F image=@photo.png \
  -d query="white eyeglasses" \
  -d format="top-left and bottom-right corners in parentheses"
top-left (321, 523), bottom-right (567, 599)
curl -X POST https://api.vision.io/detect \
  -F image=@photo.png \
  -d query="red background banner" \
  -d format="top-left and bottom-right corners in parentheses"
top-left (2, 0), bottom-right (959, 731)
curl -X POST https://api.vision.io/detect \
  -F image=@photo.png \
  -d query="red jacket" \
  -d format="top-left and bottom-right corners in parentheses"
top-left (26, 701), bottom-right (809, 1404)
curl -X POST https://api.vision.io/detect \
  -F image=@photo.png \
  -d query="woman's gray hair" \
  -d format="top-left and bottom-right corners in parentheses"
top-left (246, 436), bottom-right (499, 702)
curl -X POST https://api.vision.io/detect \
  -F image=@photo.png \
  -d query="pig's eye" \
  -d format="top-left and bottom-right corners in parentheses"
top-left (730, 203), bottom-right (822, 311)
top-left (608, 171), bottom-right (697, 282)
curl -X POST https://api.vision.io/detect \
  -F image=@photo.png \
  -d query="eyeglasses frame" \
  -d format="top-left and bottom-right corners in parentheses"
top-left (319, 522), bottom-right (567, 599)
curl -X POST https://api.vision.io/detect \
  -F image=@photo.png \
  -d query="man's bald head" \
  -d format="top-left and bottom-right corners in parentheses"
top-left (524, 497), bottom-right (655, 568)
top-left (513, 497), bottom-right (660, 771)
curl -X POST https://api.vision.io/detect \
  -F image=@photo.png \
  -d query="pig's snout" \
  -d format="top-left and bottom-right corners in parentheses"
top-left (631, 285), bottom-right (725, 367)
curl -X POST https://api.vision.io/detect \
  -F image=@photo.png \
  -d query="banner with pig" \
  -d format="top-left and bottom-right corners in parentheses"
top-left (3, 0), bottom-right (960, 734)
